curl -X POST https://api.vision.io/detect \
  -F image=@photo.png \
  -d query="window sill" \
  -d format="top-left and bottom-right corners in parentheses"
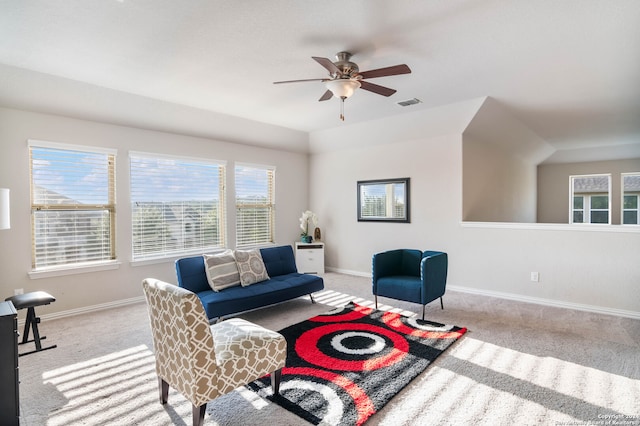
top-left (29, 260), bottom-right (121, 280)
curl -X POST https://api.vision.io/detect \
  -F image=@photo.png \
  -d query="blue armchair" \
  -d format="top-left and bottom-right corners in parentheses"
top-left (372, 249), bottom-right (448, 319)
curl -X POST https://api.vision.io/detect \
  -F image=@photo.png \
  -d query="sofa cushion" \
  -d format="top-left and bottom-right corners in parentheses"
top-left (234, 248), bottom-right (270, 286)
top-left (376, 275), bottom-right (422, 302)
top-left (203, 250), bottom-right (241, 291)
top-left (176, 256), bottom-right (210, 294)
top-left (196, 273), bottom-right (324, 319)
top-left (260, 245), bottom-right (298, 277)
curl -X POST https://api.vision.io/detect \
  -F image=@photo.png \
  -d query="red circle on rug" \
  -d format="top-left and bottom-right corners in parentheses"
top-left (295, 323), bottom-right (409, 371)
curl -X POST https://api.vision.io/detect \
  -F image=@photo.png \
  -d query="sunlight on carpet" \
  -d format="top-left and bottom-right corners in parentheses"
top-left (451, 338), bottom-right (639, 415)
top-left (313, 289), bottom-right (417, 318)
top-left (366, 336), bottom-right (640, 424)
top-left (41, 345), bottom-right (191, 426)
top-left (237, 385), bottom-right (270, 409)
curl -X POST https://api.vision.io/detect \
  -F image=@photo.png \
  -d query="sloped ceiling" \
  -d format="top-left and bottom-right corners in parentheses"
top-left (1, 1), bottom-right (639, 161)
top-left (463, 97), bottom-right (556, 165)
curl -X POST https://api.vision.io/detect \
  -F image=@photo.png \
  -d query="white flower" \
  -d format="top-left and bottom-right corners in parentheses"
top-left (299, 210), bottom-right (318, 235)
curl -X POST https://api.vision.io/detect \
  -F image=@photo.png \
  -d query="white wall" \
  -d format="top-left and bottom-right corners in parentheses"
top-left (0, 107), bottom-right (310, 315)
top-left (310, 134), bottom-right (462, 273)
top-left (309, 105), bottom-right (640, 317)
top-left (463, 135), bottom-right (537, 222)
top-left (461, 97), bottom-right (554, 223)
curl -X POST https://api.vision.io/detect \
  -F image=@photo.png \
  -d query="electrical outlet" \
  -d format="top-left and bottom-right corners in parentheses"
top-left (14, 288), bottom-right (24, 295)
top-left (530, 272), bottom-right (539, 282)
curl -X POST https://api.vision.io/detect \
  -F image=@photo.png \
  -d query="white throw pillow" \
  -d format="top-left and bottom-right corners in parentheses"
top-left (203, 250), bottom-right (241, 292)
top-left (234, 249), bottom-right (270, 286)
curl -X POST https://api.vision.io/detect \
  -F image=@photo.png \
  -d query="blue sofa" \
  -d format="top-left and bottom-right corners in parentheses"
top-left (176, 245), bottom-right (324, 321)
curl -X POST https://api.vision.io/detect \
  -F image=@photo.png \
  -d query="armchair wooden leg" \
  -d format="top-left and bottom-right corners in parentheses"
top-left (421, 305), bottom-right (425, 321)
top-left (159, 377), bottom-right (169, 404)
top-left (309, 293), bottom-right (316, 304)
top-left (192, 404), bottom-right (206, 426)
top-left (440, 297), bottom-right (444, 310)
top-left (375, 295), bottom-right (378, 310)
top-left (271, 368), bottom-right (282, 395)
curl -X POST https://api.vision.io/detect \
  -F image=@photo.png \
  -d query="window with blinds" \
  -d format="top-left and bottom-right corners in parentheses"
top-left (29, 140), bottom-right (116, 270)
top-left (235, 164), bottom-right (275, 247)
top-left (130, 152), bottom-right (226, 260)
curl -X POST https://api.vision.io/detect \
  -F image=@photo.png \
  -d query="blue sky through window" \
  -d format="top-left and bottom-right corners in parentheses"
top-left (31, 147), bottom-right (111, 204)
top-left (130, 156), bottom-right (221, 202)
top-left (33, 148), bottom-right (269, 204)
top-left (235, 165), bottom-right (270, 200)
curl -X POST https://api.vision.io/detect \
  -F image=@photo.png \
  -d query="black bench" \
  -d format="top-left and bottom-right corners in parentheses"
top-left (5, 291), bottom-right (57, 356)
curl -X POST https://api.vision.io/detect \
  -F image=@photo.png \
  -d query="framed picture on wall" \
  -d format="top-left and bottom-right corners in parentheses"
top-left (357, 177), bottom-right (410, 222)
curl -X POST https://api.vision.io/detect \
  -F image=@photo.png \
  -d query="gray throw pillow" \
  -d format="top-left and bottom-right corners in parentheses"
top-left (234, 249), bottom-right (270, 286)
top-left (203, 250), bottom-right (241, 291)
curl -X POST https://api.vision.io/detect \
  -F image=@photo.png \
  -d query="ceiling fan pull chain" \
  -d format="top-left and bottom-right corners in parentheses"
top-left (340, 97), bottom-right (345, 121)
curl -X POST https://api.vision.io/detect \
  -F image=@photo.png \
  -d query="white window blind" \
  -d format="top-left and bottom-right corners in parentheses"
top-left (235, 164), bottom-right (275, 247)
top-left (130, 153), bottom-right (226, 260)
top-left (29, 141), bottom-right (116, 270)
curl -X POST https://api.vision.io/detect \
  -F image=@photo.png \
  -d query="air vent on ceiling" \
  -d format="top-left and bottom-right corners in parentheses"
top-left (396, 98), bottom-right (422, 107)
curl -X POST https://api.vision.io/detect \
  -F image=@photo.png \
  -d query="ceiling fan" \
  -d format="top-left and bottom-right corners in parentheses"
top-left (273, 51), bottom-right (411, 120)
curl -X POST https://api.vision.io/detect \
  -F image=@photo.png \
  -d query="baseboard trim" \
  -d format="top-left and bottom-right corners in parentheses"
top-left (326, 266), bottom-right (370, 277)
top-left (17, 296), bottom-right (146, 327)
top-left (325, 267), bottom-right (640, 320)
top-left (447, 285), bottom-right (640, 320)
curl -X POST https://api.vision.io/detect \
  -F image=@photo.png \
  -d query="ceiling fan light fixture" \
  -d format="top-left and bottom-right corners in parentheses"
top-left (325, 79), bottom-right (361, 99)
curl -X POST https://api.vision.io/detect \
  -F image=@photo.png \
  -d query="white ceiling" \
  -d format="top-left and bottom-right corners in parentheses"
top-left (1, 1), bottom-right (639, 161)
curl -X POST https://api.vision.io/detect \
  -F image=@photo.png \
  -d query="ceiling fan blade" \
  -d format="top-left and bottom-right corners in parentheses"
top-left (358, 64), bottom-right (411, 79)
top-left (318, 90), bottom-right (333, 102)
top-left (360, 80), bottom-right (397, 97)
top-left (273, 78), bottom-right (328, 84)
top-left (312, 56), bottom-right (341, 75)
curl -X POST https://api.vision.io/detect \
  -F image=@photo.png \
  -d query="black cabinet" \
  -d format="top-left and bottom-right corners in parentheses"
top-left (0, 301), bottom-right (19, 425)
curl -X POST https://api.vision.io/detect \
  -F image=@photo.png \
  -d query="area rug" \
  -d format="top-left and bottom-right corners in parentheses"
top-left (247, 302), bottom-right (467, 426)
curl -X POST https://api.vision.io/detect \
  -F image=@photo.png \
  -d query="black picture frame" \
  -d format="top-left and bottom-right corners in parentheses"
top-left (357, 177), bottom-right (410, 223)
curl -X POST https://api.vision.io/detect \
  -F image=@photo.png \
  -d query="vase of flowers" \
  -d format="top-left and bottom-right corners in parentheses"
top-left (299, 210), bottom-right (318, 243)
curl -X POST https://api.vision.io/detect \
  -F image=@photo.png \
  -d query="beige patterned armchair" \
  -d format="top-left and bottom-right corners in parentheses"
top-left (142, 278), bottom-right (286, 426)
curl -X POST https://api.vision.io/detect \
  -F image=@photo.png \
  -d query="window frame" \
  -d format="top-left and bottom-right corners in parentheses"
top-left (569, 174), bottom-right (611, 224)
top-left (622, 172), bottom-right (640, 225)
top-left (234, 162), bottom-right (276, 247)
top-left (572, 195), bottom-right (585, 224)
top-left (28, 139), bottom-right (117, 272)
top-left (129, 151), bottom-right (227, 262)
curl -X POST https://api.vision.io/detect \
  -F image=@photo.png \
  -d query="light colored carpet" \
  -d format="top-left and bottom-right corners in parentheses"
top-left (17, 272), bottom-right (640, 425)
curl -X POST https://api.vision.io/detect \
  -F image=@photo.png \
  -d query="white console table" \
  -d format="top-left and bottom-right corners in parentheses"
top-left (295, 242), bottom-right (325, 274)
